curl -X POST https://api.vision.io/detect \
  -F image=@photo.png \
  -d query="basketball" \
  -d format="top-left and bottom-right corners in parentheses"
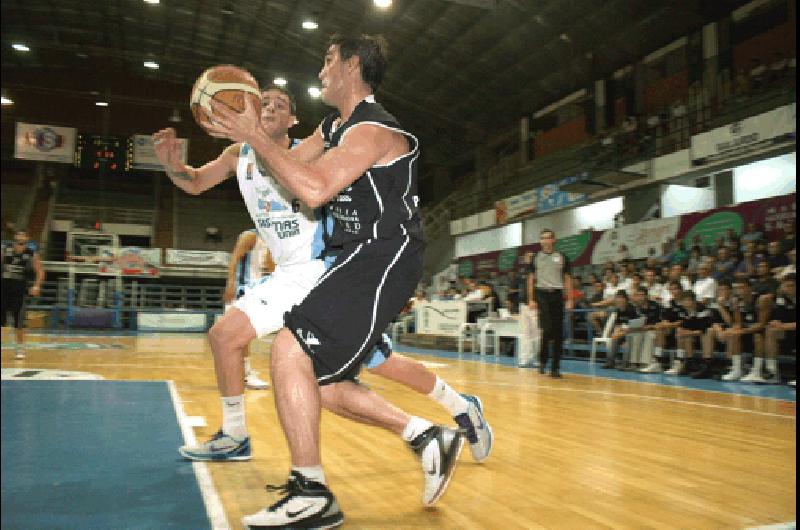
top-left (190, 65), bottom-right (261, 133)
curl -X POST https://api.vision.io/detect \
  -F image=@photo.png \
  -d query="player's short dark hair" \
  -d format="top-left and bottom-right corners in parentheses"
top-left (717, 279), bottom-right (732, 289)
top-left (781, 273), bottom-right (795, 283)
top-left (668, 280), bottom-right (682, 289)
top-left (615, 289), bottom-right (628, 299)
top-left (540, 228), bottom-right (555, 237)
top-left (263, 84), bottom-right (297, 114)
top-left (680, 290), bottom-right (696, 301)
top-left (327, 34), bottom-right (389, 91)
top-left (636, 286), bottom-right (648, 295)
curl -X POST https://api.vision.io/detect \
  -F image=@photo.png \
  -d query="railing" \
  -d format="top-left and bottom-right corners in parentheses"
top-left (424, 76), bottom-right (796, 227)
top-left (53, 204), bottom-right (154, 225)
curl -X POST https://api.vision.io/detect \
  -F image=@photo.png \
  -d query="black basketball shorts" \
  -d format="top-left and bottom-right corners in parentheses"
top-left (1, 284), bottom-right (27, 329)
top-left (285, 236), bottom-right (424, 386)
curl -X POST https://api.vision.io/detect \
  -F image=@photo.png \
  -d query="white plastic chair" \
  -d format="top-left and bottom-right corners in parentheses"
top-left (458, 322), bottom-right (480, 353)
top-left (590, 312), bottom-right (617, 364)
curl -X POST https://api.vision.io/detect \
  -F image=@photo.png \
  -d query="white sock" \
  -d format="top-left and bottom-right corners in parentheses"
top-left (401, 416), bottom-right (433, 442)
top-left (244, 356), bottom-right (252, 375)
top-left (292, 466), bottom-right (326, 485)
top-left (428, 376), bottom-right (469, 416)
top-left (676, 349), bottom-right (686, 359)
top-left (654, 346), bottom-right (662, 358)
top-left (751, 357), bottom-right (764, 375)
top-left (766, 358), bottom-right (778, 374)
top-left (221, 395), bottom-right (247, 440)
top-left (731, 354), bottom-right (742, 372)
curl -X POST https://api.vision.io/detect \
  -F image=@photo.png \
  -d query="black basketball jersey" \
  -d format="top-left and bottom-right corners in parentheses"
top-left (635, 299), bottom-right (662, 325)
top-left (2, 244), bottom-right (35, 285)
top-left (772, 294), bottom-right (796, 323)
top-left (733, 296), bottom-right (758, 326)
top-left (662, 300), bottom-right (687, 323)
top-left (320, 96), bottom-right (423, 248)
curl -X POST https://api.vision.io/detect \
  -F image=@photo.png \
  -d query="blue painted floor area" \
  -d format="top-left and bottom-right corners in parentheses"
top-left (1, 381), bottom-right (210, 529)
top-left (398, 345), bottom-right (797, 402)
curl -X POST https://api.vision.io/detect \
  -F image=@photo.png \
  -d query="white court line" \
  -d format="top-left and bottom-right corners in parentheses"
top-left (167, 380), bottom-right (230, 530)
top-left (446, 378), bottom-right (797, 419)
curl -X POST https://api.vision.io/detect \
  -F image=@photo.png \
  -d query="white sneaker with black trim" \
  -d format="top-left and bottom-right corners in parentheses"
top-left (722, 368), bottom-right (743, 382)
top-left (664, 359), bottom-right (682, 375)
top-left (408, 425), bottom-right (464, 506)
top-left (639, 362), bottom-right (663, 373)
top-left (246, 370), bottom-right (270, 390)
top-left (178, 429), bottom-right (251, 461)
top-left (740, 370), bottom-right (767, 384)
top-left (454, 394), bottom-right (493, 463)
top-left (14, 348), bottom-right (25, 360)
top-left (242, 471), bottom-right (344, 529)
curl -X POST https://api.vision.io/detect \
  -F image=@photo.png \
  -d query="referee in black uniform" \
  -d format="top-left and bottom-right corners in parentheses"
top-left (527, 228), bottom-right (573, 377)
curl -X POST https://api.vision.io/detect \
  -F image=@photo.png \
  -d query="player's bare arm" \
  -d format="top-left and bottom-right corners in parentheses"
top-left (152, 127), bottom-right (240, 195)
top-left (205, 97), bottom-right (408, 208)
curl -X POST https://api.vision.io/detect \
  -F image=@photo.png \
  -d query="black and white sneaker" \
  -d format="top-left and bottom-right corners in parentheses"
top-left (408, 425), bottom-right (464, 506)
top-left (242, 471), bottom-right (344, 529)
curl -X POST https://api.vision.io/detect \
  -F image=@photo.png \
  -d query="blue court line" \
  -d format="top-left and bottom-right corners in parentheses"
top-left (1, 380), bottom-right (211, 529)
top-left (395, 345), bottom-right (797, 403)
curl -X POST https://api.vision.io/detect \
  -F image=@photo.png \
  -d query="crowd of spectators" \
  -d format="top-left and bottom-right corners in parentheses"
top-left (410, 221), bottom-right (795, 385)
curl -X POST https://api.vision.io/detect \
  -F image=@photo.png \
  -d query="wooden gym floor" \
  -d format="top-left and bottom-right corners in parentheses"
top-left (1, 331), bottom-right (796, 529)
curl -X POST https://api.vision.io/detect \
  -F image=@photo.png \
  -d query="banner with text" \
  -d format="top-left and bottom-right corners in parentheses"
top-left (591, 217), bottom-right (681, 265)
top-left (166, 249), bottom-right (230, 267)
top-left (691, 103), bottom-right (796, 162)
top-left (14, 122), bottom-right (77, 164)
top-left (137, 312), bottom-right (208, 332)
top-left (131, 134), bottom-right (189, 171)
top-left (416, 301), bottom-right (468, 336)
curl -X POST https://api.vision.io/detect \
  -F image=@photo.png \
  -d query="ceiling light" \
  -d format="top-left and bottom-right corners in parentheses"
top-left (374, 0), bottom-right (392, 7)
top-left (95, 101), bottom-right (109, 107)
top-left (143, 0), bottom-right (160, 4)
top-left (220, 6), bottom-right (235, 15)
top-left (1, 97), bottom-right (13, 106)
top-left (302, 20), bottom-right (318, 30)
top-left (12, 43), bottom-right (30, 52)
top-left (307, 87), bottom-right (321, 98)
top-left (168, 108), bottom-right (182, 123)
top-left (144, 61), bottom-right (159, 69)
top-left (76, 52), bottom-right (89, 59)
top-left (559, 33), bottom-right (571, 42)
top-left (273, 77), bottom-right (287, 86)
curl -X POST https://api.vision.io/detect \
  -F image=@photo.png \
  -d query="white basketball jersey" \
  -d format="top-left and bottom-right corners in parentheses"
top-left (236, 143), bottom-right (326, 267)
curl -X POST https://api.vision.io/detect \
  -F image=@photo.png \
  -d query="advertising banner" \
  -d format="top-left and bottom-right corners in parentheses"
top-left (494, 175), bottom-right (588, 225)
top-left (691, 103), bottom-right (796, 162)
top-left (137, 312), bottom-right (208, 332)
top-left (14, 122), bottom-right (77, 163)
top-left (132, 134), bottom-right (189, 171)
top-left (591, 217), bottom-right (681, 265)
top-left (166, 249), bottom-right (230, 267)
top-left (416, 301), bottom-right (468, 336)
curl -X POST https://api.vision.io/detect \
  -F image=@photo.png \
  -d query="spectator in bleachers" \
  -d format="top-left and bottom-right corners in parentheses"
top-left (670, 291), bottom-right (714, 376)
top-left (741, 222), bottom-right (764, 250)
top-left (767, 240), bottom-right (790, 273)
top-left (651, 281), bottom-right (688, 374)
top-left (602, 290), bottom-right (640, 370)
top-left (749, 58), bottom-right (767, 91)
top-left (506, 269), bottom-right (523, 312)
top-left (734, 68), bottom-right (751, 97)
top-left (779, 218), bottom-right (796, 253)
top-left (645, 254), bottom-right (659, 272)
top-left (657, 238), bottom-right (676, 266)
top-left (765, 274), bottom-right (796, 386)
top-left (735, 245), bottom-right (763, 281)
top-left (707, 236), bottom-right (725, 258)
top-left (769, 51), bottom-right (789, 85)
top-left (630, 286), bottom-right (663, 372)
top-left (719, 278), bottom-right (764, 382)
top-left (777, 248), bottom-right (795, 279)
top-left (713, 247), bottom-right (737, 282)
top-left (686, 247), bottom-right (703, 276)
top-left (690, 280), bottom-right (735, 379)
top-left (643, 268), bottom-right (662, 301)
top-left (589, 272), bottom-right (621, 334)
top-left (693, 262), bottom-right (717, 304)
top-left (752, 260), bottom-right (779, 297)
top-left (658, 264), bottom-right (692, 307)
top-left (587, 280), bottom-right (606, 306)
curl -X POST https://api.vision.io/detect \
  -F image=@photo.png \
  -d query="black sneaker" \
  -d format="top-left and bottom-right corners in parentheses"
top-left (241, 471), bottom-right (344, 529)
top-left (408, 425), bottom-right (464, 506)
top-left (690, 362), bottom-right (713, 379)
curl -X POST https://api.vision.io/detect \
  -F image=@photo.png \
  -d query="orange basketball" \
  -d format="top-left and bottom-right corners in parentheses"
top-left (190, 65), bottom-right (261, 133)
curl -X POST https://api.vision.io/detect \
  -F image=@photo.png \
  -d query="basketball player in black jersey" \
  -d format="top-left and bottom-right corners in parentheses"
top-left (206, 35), bottom-right (465, 528)
top-left (1, 229), bottom-right (44, 359)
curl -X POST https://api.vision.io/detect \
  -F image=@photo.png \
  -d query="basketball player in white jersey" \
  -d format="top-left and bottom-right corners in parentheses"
top-left (153, 86), bottom-right (490, 506)
top-left (224, 229), bottom-right (273, 390)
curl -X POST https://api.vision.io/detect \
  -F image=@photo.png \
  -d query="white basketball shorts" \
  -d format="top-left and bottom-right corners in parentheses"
top-left (233, 259), bottom-right (328, 338)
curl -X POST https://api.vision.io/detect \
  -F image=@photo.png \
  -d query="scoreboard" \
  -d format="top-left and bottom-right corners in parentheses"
top-left (75, 135), bottom-right (131, 173)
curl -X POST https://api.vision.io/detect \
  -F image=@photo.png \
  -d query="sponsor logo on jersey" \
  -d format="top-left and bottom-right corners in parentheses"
top-left (296, 328), bottom-right (321, 346)
top-left (246, 163), bottom-right (254, 180)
